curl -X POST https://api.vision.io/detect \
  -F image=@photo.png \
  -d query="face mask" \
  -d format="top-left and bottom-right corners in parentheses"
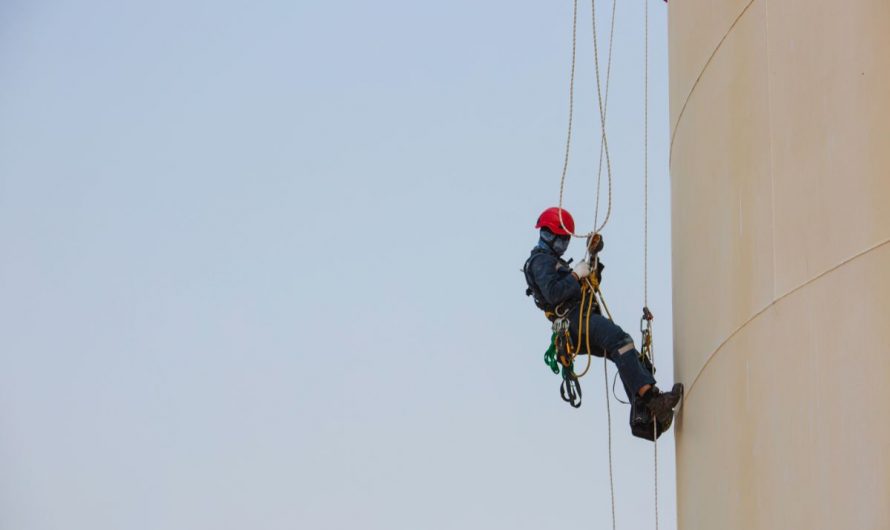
top-left (551, 237), bottom-right (570, 256)
top-left (540, 229), bottom-right (570, 255)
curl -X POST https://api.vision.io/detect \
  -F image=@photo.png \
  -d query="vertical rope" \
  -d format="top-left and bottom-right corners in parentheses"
top-left (654, 425), bottom-right (659, 530)
top-left (643, 0), bottom-right (649, 309)
top-left (642, 1), bottom-right (658, 529)
top-left (556, 0), bottom-right (580, 237)
top-left (593, 0), bottom-right (618, 229)
top-left (587, 21), bottom-right (619, 504)
top-left (590, 0), bottom-right (614, 234)
top-left (604, 355), bottom-right (617, 530)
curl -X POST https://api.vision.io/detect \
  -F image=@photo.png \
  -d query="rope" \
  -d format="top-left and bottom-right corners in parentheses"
top-left (590, 0), bottom-right (614, 234)
top-left (641, 1), bottom-right (658, 528)
top-left (554, 270), bottom-right (616, 528)
top-left (593, 0), bottom-right (618, 229)
top-left (604, 348), bottom-right (617, 530)
top-left (580, 274), bottom-right (617, 530)
top-left (556, 0), bottom-right (617, 238)
top-left (566, 265), bottom-right (607, 380)
top-left (570, 284), bottom-right (597, 378)
top-left (597, 278), bottom-right (617, 530)
top-left (556, 0), bottom-right (580, 237)
top-left (643, 0), bottom-right (649, 309)
top-left (652, 416), bottom-right (658, 530)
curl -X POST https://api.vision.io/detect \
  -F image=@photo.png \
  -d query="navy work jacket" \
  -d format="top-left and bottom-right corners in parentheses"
top-left (524, 246), bottom-right (582, 314)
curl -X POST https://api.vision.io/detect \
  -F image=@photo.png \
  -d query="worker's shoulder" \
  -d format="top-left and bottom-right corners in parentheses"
top-left (526, 249), bottom-right (565, 273)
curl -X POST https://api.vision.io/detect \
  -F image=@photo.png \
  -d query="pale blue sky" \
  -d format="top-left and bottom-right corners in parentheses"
top-left (1, 0), bottom-right (677, 528)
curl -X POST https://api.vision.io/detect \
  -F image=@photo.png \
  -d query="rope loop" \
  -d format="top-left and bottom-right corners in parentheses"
top-left (556, 0), bottom-right (617, 239)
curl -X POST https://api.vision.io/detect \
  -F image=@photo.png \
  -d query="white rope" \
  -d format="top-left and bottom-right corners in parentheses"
top-left (604, 353), bottom-right (617, 530)
top-left (593, 0), bottom-right (618, 230)
top-left (652, 414), bottom-right (658, 530)
top-left (643, 0), bottom-right (649, 309)
top-left (556, 0), bottom-right (617, 237)
top-left (591, 4), bottom-right (619, 530)
top-left (590, 0), bottom-right (614, 234)
top-left (642, 1), bottom-right (659, 528)
top-left (556, 0), bottom-right (581, 237)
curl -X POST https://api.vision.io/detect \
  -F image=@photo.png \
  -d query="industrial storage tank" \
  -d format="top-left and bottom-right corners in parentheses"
top-left (669, 1), bottom-right (890, 528)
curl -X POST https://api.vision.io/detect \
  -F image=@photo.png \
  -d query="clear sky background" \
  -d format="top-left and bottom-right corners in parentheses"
top-left (1, 0), bottom-right (677, 529)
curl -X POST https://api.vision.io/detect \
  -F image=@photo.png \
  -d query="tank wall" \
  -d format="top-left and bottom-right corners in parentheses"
top-left (669, 1), bottom-right (890, 529)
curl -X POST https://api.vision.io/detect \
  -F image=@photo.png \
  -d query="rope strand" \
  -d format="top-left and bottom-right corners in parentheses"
top-left (556, 0), bottom-right (581, 237)
top-left (641, 0), bottom-right (651, 339)
top-left (590, 0), bottom-right (614, 234)
top-left (557, 0), bottom-right (616, 237)
top-left (604, 354), bottom-right (617, 530)
top-left (593, 0), bottom-right (618, 229)
top-left (642, 1), bottom-right (658, 529)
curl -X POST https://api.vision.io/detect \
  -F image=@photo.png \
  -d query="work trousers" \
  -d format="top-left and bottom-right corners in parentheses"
top-left (569, 311), bottom-right (656, 401)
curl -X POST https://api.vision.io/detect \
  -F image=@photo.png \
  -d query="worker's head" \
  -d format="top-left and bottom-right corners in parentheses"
top-left (536, 207), bottom-right (574, 255)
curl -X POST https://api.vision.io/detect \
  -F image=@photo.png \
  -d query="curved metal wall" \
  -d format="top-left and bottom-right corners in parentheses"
top-left (669, 1), bottom-right (890, 528)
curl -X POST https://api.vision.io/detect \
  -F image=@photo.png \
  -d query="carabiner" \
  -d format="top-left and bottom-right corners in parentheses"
top-left (640, 306), bottom-right (654, 333)
top-left (560, 377), bottom-right (583, 408)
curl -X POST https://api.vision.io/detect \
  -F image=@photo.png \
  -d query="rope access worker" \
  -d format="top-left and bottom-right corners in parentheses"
top-left (524, 207), bottom-right (683, 439)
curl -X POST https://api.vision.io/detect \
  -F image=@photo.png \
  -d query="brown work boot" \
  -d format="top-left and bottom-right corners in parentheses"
top-left (644, 383), bottom-right (683, 424)
top-left (629, 384), bottom-right (683, 441)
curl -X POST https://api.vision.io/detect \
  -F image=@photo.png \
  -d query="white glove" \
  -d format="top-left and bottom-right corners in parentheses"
top-left (572, 261), bottom-right (592, 279)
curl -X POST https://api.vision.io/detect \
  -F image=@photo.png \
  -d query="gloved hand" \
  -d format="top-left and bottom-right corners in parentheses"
top-left (572, 261), bottom-right (592, 279)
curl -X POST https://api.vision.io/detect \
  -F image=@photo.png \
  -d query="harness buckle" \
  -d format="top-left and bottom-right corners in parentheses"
top-left (551, 317), bottom-right (570, 334)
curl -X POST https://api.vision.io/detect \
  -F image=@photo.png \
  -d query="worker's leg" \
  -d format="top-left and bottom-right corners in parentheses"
top-left (571, 313), bottom-right (655, 402)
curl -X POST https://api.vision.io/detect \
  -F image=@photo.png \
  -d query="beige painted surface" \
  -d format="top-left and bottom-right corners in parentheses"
top-left (669, 1), bottom-right (890, 529)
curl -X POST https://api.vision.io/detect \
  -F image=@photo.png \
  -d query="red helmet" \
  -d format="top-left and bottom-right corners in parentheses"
top-left (535, 207), bottom-right (575, 236)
